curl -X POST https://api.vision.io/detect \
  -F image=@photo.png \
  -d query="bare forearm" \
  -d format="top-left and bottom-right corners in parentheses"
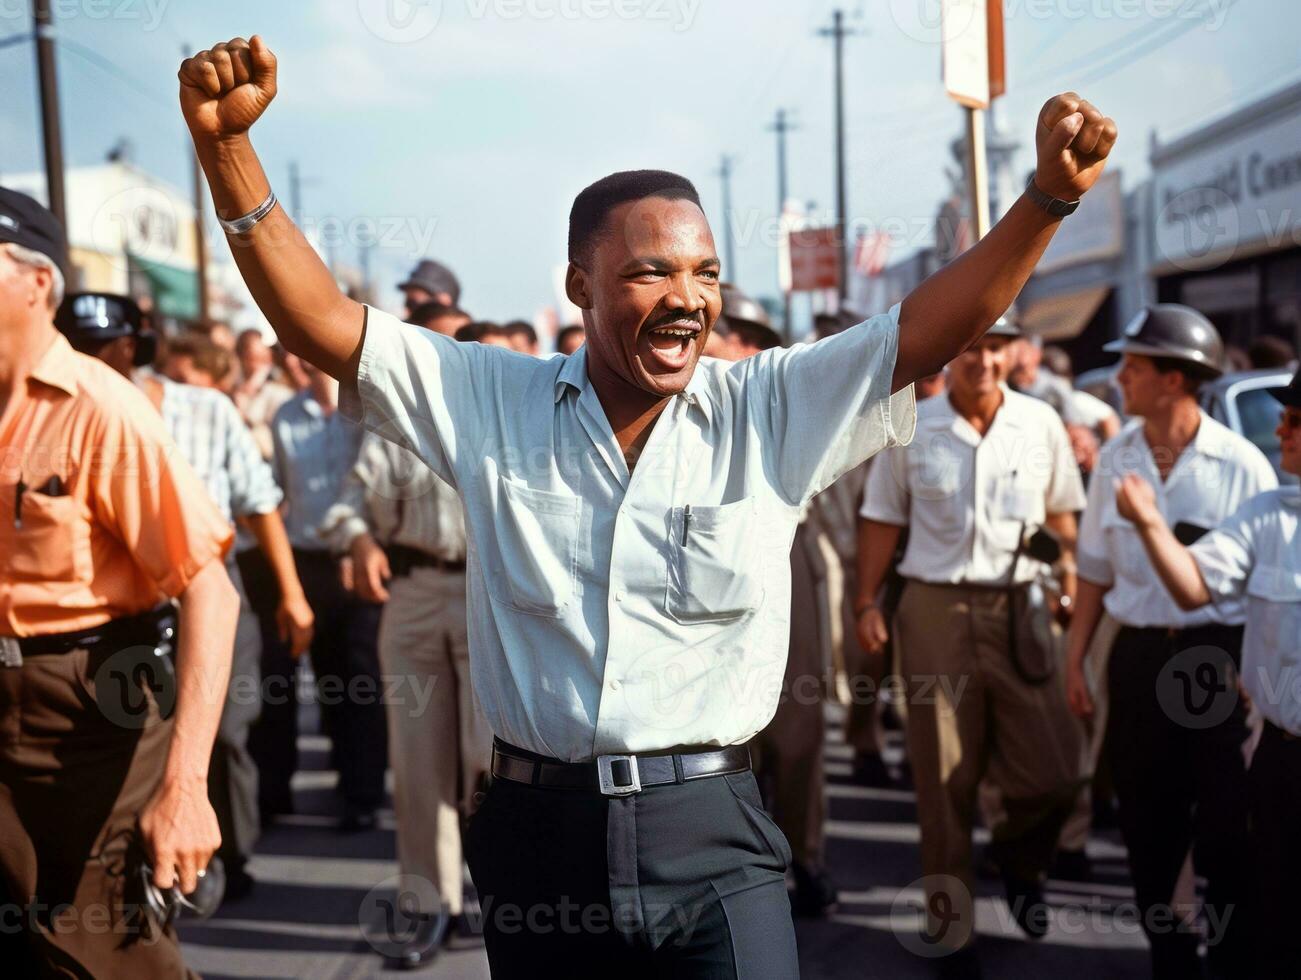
top-left (894, 194), bottom-right (1060, 389)
top-left (1065, 577), bottom-right (1106, 663)
top-left (244, 510), bottom-right (305, 602)
top-left (856, 518), bottom-right (903, 605)
top-left (165, 558), bottom-right (239, 784)
top-left (194, 134), bottom-right (362, 377)
top-left (1135, 520), bottom-right (1212, 610)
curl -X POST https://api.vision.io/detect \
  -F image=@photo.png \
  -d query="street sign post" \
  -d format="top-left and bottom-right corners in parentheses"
top-left (942, 0), bottom-right (1002, 243)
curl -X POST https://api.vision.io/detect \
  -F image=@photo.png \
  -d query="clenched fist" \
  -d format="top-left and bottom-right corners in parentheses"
top-left (179, 35), bottom-right (278, 141)
top-left (1115, 472), bottom-right (1160, 529)
top-left (1033, 93), bottom-right (1117, 202)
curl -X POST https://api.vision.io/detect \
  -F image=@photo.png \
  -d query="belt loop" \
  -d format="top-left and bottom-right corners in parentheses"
top-left (672, 754), bottom-right (684, 784)
top-left (530, 761), bottom-right (540, 786)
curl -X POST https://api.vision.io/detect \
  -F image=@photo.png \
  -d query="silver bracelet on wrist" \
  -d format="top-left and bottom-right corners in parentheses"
top-left (218, 189), bottom-right (278, 235)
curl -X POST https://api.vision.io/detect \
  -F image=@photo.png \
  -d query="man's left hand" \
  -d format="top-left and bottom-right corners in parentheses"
top-left (276, 593), bottom-right (314, 657)
top-left (1034, 92), bottom-right (1117, 201)
top-left (139, 776), bottom-right (222, 893)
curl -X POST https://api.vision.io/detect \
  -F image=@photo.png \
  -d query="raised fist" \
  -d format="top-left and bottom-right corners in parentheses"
top-left (1114, 473), bottom-right (1159, 529)
top-left (1033, 93), bottom-right (1117, 202)
top-left (179, 35), bottom-right (277, 141)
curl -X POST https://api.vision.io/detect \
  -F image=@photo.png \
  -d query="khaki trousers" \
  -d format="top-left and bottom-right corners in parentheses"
top-left (895, 580), bottom-right (1080, 950)
top-left (378, 566), bottom-right (492, 916)
top-left (0, 646), bottom-right (197, 978)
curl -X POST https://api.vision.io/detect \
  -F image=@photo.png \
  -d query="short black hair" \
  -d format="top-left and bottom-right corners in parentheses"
top-left (455, 321), bottom-right (504, 344)
top-left (408, 301), bottom-right (468, 329)
top-left (503, 320), bottom-right (538, 345)
top-left (1150, 355), bottom-right (1217, 394)
top-left (556, 324), bottom-right (584, 347)
top-left (568, 170), bottom-right (702, 265)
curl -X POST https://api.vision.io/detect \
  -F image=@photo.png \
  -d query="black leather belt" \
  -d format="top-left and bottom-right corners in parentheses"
top-left (10, 605), bottom-right (177, 657)
top-left (387, 543), bottom-right (466, 578)
top-left (491, 739), bottom-right (751, 797)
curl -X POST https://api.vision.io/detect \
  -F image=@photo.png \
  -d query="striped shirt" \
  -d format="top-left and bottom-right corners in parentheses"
top-left (272, 391), bottom-right (364, 552)
top-left (158, 379), bottom-right (282, 525)
top-left (320, 432), bottom-right (466, 562)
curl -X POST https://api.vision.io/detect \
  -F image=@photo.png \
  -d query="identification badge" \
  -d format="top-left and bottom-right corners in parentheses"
top-left (0, 636), bottom-right (22, 668)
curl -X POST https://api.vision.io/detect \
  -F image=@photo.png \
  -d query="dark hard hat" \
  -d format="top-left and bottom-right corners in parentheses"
top-left (0, 185), bottom-right (69, 278)
top-left (1268, 367), bottom-right (1301, 409)
top-left (986, 313), bottom-right (1022, 338)
top-left (399, 259), bottom-right (460, 304)
top-left (720, 283), bottom-right (781, 349)
top-left (1103, 304), bottom-right (1224, 377)
top-left (56, 292), bottom-right (156, 367)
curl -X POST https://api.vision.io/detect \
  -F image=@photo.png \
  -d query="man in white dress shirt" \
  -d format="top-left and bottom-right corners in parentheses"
top-left (178, 34), bottom-right (1116, 976)
top-left (1113, 366), bottom-right (1300, 980)
top-left (1066, 305), bottom-right (1277, 980)
top-left (857, 316), bottom-right (1086, 963)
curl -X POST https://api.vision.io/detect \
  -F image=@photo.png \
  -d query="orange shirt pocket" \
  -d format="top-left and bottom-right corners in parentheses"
top-left (7, 490), bottom-right (83, 582)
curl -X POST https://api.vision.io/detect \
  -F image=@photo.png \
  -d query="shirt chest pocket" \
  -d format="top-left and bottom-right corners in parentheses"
top-left (2, 488), bottom-right (84, 582)
top-left (485, 477), bottom-right (581, 618)
top-left (665, 498), bottom-right (766, 625)
top-left (1246, 562), bottom-right (1301, 603)
top-left (1245, 563), bottom-right (1301, 654)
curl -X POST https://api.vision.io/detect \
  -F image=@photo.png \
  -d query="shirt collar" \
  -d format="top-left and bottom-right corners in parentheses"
top-left (28, 331), bottom-right (80, 398)
top-left (1188, 410), bottom-right (1234, 461)
top-left (553, 346), bottom-right (714, 423)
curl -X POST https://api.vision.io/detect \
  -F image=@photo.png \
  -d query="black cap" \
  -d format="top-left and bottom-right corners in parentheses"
top-left (56, 292), bottom-right (156, 367)
top-left (1268, 368), bottom-right (1301, 409)
top-left (398, 259), bottom-right (460, 304)
top-left (986, 313), bottom-right (1022, 338)
top-left (720, 283), bottom-right (781, 349)
top-left (1103, 304), bottom-right (1224, 377)
top-left (0, 186), bottom-right (69, 277)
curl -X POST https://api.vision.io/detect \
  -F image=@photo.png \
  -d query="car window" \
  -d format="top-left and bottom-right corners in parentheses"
top-left (1232, 385), bottom-right (1283, 471)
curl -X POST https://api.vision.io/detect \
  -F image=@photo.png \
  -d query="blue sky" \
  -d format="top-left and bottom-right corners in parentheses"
top-left (1, 0), bottom-right (1297, 323)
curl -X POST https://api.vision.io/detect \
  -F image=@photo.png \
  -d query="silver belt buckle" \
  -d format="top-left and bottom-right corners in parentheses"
top-left (0, 636), bottom-right (22, 668)
top-left (596, 754), bottom-right (641, 796)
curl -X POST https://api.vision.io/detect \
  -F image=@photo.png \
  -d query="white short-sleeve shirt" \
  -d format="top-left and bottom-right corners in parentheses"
top-left (859, 387), bottom-right (1086, 585)
top-left (1191, 487), bottom-right (1301, 734)
top-left (1077, 413), bottom-right (1278, 627)
top-left (343, 306), bottom-right (915, 760)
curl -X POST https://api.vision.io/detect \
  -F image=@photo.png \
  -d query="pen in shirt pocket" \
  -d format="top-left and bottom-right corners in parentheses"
top-left (682, 504), bottom-right (693, 545)
top-left (14, 478), bottom-right (26, 529)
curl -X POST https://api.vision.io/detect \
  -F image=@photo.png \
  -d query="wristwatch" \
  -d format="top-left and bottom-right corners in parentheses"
top-left (1024, 174), bottom-right (1080, 218)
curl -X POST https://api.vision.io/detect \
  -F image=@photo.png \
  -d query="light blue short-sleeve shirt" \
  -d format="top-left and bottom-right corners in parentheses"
top-left (343, 307), bottom-right (915, 760)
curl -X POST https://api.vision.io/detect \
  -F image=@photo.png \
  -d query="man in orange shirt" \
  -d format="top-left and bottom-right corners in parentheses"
top-left (0, 187), bottom-right (240, 976)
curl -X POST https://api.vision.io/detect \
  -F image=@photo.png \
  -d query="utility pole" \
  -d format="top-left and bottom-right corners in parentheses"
top-left (33, 0), bottom-right (67, 230)
top-left (715, 154), bottom-right (736, 280)
top-left (819, 9), bottom-right (855, 305)
top-left (768, 108), bottom-right (796, 338)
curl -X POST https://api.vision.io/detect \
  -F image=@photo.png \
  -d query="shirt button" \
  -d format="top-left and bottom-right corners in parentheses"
top-left (609, 678), bottom-right (622, 691)
top-left (615, 589), bottom-right (628, 602)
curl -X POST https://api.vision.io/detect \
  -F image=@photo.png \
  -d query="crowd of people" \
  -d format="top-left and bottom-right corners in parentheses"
top-left (2, 32), bottom-right (1299, 980)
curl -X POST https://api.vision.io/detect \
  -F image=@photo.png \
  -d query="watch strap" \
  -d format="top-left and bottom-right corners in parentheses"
top-left (1024, 175), bottom-right (1080, 218)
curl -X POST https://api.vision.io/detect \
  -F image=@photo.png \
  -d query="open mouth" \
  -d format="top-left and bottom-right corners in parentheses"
top-left (639, 320), bottom-right (701, 373)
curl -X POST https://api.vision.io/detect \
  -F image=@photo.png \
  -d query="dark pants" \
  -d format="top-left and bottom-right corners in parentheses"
top-left (1106, 623), bottom-right (1251, 980)
top-left (1249, 721), bottom-right (1301, 980)
top-left (208, 556), bottom-right (262, 872)
top-left (0, 642), bottom-right (196, 977)
top-left (465, 743), bottom-right (800, 979)
top-left (247, 548), bottom-right (386, 814)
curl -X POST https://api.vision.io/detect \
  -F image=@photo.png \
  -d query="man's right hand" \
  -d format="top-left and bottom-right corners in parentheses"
top-left (179, 36), bottom-right (278, 141)
top-left (857, 606), bottom-right (889, 657)
top-left (350, 533), bottom-right (392, 604)
top-left (1066, 651), bottom-right (1095, 720)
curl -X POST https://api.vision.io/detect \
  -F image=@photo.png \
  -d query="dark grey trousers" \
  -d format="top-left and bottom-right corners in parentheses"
top-left (464, 745), bottom-right (801, 979)
top-left (208, 556), bottom-right (262, 872)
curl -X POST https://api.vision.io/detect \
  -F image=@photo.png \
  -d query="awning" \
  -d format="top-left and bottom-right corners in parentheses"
top-left (131, 254), bottom-right (200, 321)
top-left (1018, 286), bottom-right (1111, 341)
